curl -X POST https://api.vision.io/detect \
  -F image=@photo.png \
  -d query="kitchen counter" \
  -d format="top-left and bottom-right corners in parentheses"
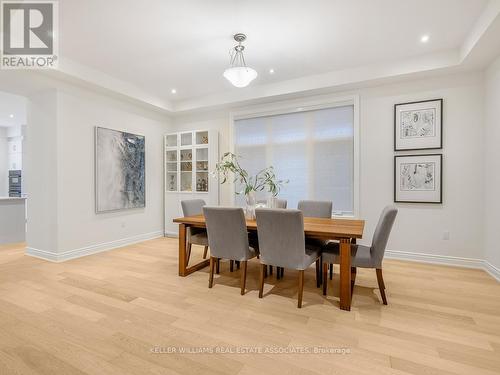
top-left (0, 197), bottom-right (26, 244)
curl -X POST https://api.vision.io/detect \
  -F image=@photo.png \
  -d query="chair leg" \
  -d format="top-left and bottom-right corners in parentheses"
top-left (240, 261), bottom-right (248, 295)
top-left (315, 259), bottom-right (321, 288)
top-left (186, 242), bottom-right (192, 267)
top-left (203, 246), bottom-right (208, 259)
top-left (329, 264), bottom-right (333, 280)
top-left (236, 261), bottom-right (240, 269)
top-left (259, 264), bottom-right (265, 298)
top-left (322, 263), bottom-right (328, 296)
top-left (208, 256), bottom-right (215, 288)
top-left (298, 270), bottom-right (304, 308)
top-left (216, 258), bottom-right (220, 274)
top-left (351, 267), bottom-right (357, 298)
top-left (376, 268), bottom-right (387, 305)
top-left (230, 260), bottom-right (234, 272)
top-left (269, 265), bottom-right (273, 276)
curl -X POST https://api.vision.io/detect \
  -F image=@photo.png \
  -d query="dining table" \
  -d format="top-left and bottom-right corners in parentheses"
top-left (173, 214), bottom-right (365, 311)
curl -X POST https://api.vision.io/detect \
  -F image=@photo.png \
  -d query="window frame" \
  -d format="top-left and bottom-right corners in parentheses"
top-left (229, 94), bottom-right (360, 217)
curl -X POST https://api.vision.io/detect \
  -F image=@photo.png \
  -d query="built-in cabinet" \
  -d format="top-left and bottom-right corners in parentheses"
top-left (164, 130), bottom-right (219, 235)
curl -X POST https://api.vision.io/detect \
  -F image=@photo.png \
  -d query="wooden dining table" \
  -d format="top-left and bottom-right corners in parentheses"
top-left (173, 215), bottom-right (365, 311)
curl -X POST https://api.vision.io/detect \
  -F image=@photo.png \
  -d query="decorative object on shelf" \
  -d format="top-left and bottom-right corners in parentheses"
top-left (394, 154), bottom-right (442, 203)
top-left (169, 174), bottom-right (175, 190)
top-left (95, 127), bottom-right (145, 212)
top-left (214, 152), bottom-right (288, 219)
top-left (181, 162), bottom-right (192, 171)
top-left (223, 33), bottom-right (258, 88)
top-left (394, 99), bottom-right (443, 151)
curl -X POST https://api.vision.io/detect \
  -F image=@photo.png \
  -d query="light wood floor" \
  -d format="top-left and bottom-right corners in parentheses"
top-left (0, 238), bottom-right (499, 375)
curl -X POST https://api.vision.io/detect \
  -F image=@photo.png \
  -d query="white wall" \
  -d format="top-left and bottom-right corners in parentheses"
top-left (26, 89), bottom-right (59, 253)
top-left (172, 72), bottom-right (485, 261)
top-left (22, 79), bottom-right (171, 260)
top-left (0, 127), bottom-right (7, 196)
top-left (56, 87), bottom-right (170, 255)
top-left (484, 56), bottom-right (500, 272)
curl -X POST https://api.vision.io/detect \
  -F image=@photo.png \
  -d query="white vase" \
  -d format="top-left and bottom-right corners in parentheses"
top-left (266, 196), bottom-right (277, 209)
top-left (245, 190), bottom-right (256, 220)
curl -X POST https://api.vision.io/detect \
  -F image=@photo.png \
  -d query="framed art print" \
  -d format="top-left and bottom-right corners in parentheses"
top-left (95, 127), bottom-right (146, 213)
top-left (394, 99), bottom-right (442, 151)
top-left (394, 154), bottom-right (442, 203)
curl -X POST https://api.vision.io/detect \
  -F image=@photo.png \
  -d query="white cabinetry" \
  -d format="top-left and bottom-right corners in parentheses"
top-left (164, 130), bottom-right (219, 235)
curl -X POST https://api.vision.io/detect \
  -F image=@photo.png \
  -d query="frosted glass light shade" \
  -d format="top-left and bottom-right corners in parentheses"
top-left (223, 66), bottom-right (258, 88)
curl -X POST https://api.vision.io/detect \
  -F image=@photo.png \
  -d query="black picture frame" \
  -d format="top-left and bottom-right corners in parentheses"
top-left (394, 153), bottom-right (443, 204)
top-left (394, 98), bottom-right (443, 151)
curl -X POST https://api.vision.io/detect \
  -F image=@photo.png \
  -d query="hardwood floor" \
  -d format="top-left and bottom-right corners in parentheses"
top-left (0, 238), bottom-right (499, 375)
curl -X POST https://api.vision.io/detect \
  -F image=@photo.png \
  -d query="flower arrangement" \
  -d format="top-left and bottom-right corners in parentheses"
top-left (214, 152), bottom-right (288, 196)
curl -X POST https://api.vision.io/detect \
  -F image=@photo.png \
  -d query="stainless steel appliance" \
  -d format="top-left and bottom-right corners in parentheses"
top-left (8, 170), bottom-right (22, 197)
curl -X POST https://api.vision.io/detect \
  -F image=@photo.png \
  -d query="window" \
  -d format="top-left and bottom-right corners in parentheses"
top-left (234, 104), bottom-right (355, 215)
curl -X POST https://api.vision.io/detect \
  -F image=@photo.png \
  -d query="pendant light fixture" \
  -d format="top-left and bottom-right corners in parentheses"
top-left (223, 33), bottom-right (258, 88)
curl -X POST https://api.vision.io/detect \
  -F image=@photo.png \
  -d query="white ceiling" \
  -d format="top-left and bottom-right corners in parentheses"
top-left (59, 0), bottom-right (490, 104)
top-left (0, 91), bottom-right (27, 128)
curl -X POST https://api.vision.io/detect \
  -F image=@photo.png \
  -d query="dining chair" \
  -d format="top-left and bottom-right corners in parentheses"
top-left (296, 199), bottom-right (333, 283)
top-left (297, 200), bottom-right (333, 218)
top-left (255, 208), bottom-right (321, 308)
top-left (257, 199), bottom-right (288, 209)
top-left (203, 207), bottom-right (258, 295)
top-left (181, 199), bottom-right (209, 265)
top-left (321, 206), bottom-right (398, 305)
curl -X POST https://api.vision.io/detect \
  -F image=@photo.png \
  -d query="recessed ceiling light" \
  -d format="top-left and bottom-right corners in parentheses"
top-left (9, 114), bottom-right (14, 118)
top-left (269, 68), bottom-right (275, 74)
top-left (171, 89), bottom-right (177, 94)
top-left (420, 35), bottom-right (430, 43)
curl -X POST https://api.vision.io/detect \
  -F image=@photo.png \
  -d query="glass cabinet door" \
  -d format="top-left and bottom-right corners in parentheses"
top-left (195, 147), bottom-right (209, 192)
top-left (166, 134), bottom-right (177, 147)
top-left (180, 132), bottom-right (193, 147)
top-left (166, 150), bottom-right (178, 192)
top-left (180, 148), bottom-right (193, 191)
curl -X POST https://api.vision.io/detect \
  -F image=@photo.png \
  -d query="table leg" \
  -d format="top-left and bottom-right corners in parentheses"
top-left (179, 224), bottom-right (187, 276)
top-left (339, 237), bottom-right (352, 311)
top-left (178, 224), bottom-right (210, 277)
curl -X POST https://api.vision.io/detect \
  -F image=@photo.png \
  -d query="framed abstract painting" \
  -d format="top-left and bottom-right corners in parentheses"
top-left (95, 127), bottom-right (145, 213)
top-left (394, 99), bottom-right (443, 151)
top-left (394, 154), bottom-right (442, 204)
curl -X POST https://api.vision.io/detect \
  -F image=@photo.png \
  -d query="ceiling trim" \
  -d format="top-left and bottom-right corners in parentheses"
top-left (31, 1), bottom-right (500, 115)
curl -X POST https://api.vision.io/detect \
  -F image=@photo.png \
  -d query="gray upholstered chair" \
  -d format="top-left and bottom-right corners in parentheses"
top-left (255, 208), bottom-right (321, 308)
top-left (321, 206), bottom-right (398, 305)
top-left (203, 207), bottom-right (258, 295)
top-left (181, 199), bottom-right (209, 266)
top-left (257, 199), bottom-right (287, 209)
top-left (296, 199), bottom-right (333, 282)
top-left (297, 200), bottom-right (333, 218)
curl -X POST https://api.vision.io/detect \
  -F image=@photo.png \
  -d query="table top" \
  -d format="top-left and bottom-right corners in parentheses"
top-left (174, 214), bottom-right (365, 239)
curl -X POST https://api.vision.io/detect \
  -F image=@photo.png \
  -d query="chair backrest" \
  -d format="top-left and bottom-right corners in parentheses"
top-left (203, 207), bottom-right (250, 260)
top-left (255, 208), bottom-right (306, 269)
top-left (370, 206), bottom-right (398, 266)
top-left (297, 200), bottom-right (332, 218)
top-left (181, 199), bottom-right (206, 217)
top-left (257, 199), bottom-right (287, 209)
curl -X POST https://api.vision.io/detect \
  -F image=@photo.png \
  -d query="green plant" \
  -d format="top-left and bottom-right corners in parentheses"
top-left (214, 152), bottom-right (288, 196)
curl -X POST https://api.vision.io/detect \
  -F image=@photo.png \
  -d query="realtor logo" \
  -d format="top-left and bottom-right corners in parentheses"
top-left (1, 0), bottom-right (58, 69)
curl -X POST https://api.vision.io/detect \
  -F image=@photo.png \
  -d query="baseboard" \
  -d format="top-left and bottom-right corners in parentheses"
top-left (484, 261), bottom-right (500, 282)
top-left (26, 230), bottom-right (164, 262)
top-left (164, 231), bottom-right (178, 238)
top-left (386, 249), bottom-right (500, 282)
